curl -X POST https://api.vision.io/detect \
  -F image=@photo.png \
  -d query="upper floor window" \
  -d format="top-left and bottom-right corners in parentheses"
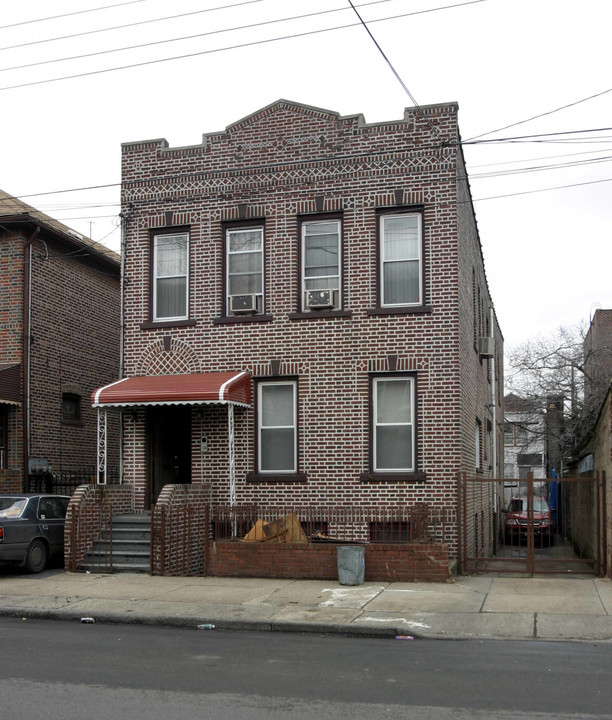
top-left (380, 212), bottom-right (422, 307)
top-left (61, 393), bottom-right (81, 424)
top-left (226, 226), bottom-right (264, 315)
top-left (301, 219), bottom-right (341, 311)
top-left (373, 376), bottom-right (415, 472)
top-left (153, 231), bottom-right (189, 322)
top-left (257, 380), bottom-right (297, 474)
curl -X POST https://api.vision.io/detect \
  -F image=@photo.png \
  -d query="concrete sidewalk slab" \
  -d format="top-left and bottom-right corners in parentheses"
top-left (365, 588), bottom-right (486, 613)
top-left (536, 613), bottom-right (612, 641)
top-left (355, 611), bottom-right (536, 639)
top-left (0, 570), bottom-right (610, 641)
top-left (488, 577), bottom-right (602, 596)
top-left (269, 605), bottom-right (365, 625)
top-left (482, 593), bottom-right (606, 615)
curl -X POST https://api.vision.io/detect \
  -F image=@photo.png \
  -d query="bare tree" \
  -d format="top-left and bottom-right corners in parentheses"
top-left (505, 320), bottom-right (611, 465)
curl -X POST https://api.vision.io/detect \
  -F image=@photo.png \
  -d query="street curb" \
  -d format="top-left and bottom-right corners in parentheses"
top-left (0, 606), bottom-right (401, 638)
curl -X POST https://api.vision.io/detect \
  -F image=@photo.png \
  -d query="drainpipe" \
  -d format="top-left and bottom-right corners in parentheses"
top-left (490, 304), bottom-right (498, 511)
top-left (22, 227), bottom-right (40, 488)
top-left (118, 207), bottom-right (130, 484)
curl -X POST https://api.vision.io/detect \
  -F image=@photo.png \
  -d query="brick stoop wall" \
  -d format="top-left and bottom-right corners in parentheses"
top-left (208, 540), bottom-right (450, 582)
top-left (0, 470), bottom-right (22, 493)
top-left (65, 484), bottom-right (134, 571)
top-left (151, 484), bottom-right (212, 576)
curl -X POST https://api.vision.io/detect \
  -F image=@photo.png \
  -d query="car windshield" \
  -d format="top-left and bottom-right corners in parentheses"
top-left (509, 498), bottom-right (550, 513)
top-left (0, 498), bottom-right (28, 518)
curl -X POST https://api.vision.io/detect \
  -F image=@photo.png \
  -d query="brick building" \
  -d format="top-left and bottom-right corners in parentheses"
top-left (0, 189), bottom-right (120, 492)
top-left (94, 100), bottom-right (503, 560)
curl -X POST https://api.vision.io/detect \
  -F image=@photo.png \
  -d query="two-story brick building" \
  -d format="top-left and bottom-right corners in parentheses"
top-left (0, 189), bottom-right (120, 492)
top-left (93, 100), bottom-right (503, 560)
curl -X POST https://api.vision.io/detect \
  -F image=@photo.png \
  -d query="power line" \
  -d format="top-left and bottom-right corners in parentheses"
top-left (345, 0), bottom-right (453, 141)
top-left (0, 0), bottom-right (397, 74)
top-left (465, 87), bottom-right (612, 142)
top-left (0, 0), bottom-right (155, 31)
top-left (470, 176), bottom-right (612, 203)
top-left (461, 127), bottom-right (612, 146)
top-left (467, 147), bottom-right (612, 170)
top-left (0, 0), bottom-right (266, 53)
top-left (0, 1), bottom-right (491, 93)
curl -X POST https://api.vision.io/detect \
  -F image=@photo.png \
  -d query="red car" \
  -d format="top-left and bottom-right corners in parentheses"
top-left (504, 496), bottom-right (554, 543)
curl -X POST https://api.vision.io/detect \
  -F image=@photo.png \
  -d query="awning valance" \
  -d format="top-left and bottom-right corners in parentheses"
top-left (92, 371), bottom-right (251, 408)
top-left (0, 363), bottom-right (21, 405)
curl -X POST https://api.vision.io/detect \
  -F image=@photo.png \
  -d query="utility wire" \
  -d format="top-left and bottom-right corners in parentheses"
top-left (0, 0), bottom-right (266, 52)
top-left (0, 1), bottom-right (490, 93)
top-left (0, 0), bottom-right (155, 31)
top-left (461, 127), bottom-right (612, 146)
top-left (0, 0), bottom-right (398, 73)
top-left (346, 0), bottom-right (451, 140)
top-left (465, 87), bottom-right (612, 142)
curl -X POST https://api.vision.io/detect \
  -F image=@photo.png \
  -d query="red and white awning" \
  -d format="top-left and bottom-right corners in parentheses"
top-left (0, 363), bottom-right (21, 406)
top-left (91, 371), bottom-right (251, 408)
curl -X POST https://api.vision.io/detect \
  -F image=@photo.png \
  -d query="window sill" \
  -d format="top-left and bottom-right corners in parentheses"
top-left (140, 319), bottom-right (197, 330)
top-left (213, 314), bottom-right (274, 325)
top-left (61, 420), bottom-right (83, 428)
top-left (288, 310), bottom-right (353, 321)
top-left (246, 472), bottom-right (308, 483)
top-left (366, 305), bottom-right (432, 316)
top-left (360, 472), bottom-right (427, 483)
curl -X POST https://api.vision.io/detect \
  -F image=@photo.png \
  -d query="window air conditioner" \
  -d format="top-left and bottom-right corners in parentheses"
top-left (229, 294), bottom-right (259, 314)
top-left (478, 336), bottom-right (495, 358)
top-left (305, 288), bottom-right (335, 310)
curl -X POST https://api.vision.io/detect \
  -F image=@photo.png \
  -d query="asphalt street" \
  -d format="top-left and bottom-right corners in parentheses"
top-left (1, 618), bottom-right (611, 720)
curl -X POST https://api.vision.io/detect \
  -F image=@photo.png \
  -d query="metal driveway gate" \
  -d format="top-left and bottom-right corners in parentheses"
top-left (457, 472), bottom-right (607, 576)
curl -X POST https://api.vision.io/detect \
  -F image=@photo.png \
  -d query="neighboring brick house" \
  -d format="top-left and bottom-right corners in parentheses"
top-left (0, 189), bottom-right (120, 492)
top-left (93, 100), bottom-right (503, 561)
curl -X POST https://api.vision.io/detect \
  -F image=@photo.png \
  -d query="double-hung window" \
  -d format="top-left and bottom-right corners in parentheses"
top-left (301, 219), bottom-right (341, 310)
top-left (153, 231), bottom-right (189, 321)
top-left (227, 226), bottom-right (264, 315)
top-left (380, 213), bottom-right (422, 307)
top-left (373, 376), bottom-right (415, 472)
top-left (257, 381), bottom-right (297, 473)
top-left (0, 407), bottom-right (6, 471)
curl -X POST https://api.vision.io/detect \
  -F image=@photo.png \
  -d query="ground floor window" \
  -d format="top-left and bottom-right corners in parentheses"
top-left (373, 376), bottom-right (415, 472)
top-left (0, 406), bottom-right (6, 470)
top-left (257, 380), bottom-right (297, 473)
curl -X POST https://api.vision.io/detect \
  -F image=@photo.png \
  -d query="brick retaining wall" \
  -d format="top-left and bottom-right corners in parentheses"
top-left (65, 484), bottom-right (134, 570)
top-left (208, 540), bottom-right (450, 582)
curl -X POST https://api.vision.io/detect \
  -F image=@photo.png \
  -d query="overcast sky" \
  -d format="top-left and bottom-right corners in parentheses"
top-left (2, 0), bottom-right (610, 349)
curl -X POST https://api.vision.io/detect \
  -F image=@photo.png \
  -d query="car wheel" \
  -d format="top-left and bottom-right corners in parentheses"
top-left (25, 539), bottom-right (48, 573)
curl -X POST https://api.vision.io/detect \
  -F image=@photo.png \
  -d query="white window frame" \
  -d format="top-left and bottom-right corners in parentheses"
top-left (226, 226), bottom-right (264, 315)
top-left (153, 232), bottom-right (189, 322)
top-left (380, 213), bottom-right (423, 307)
top-left (301, 219), bottom-right (341, 310)
top-left (373, 376), bottom-right (415, 472)
top-left (257, 381), bottom-right (297, 474)
top-left (475, 419), bottom-right (482, 470)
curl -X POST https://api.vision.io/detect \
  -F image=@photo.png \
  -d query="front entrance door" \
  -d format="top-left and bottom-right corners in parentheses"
top-left (147, 406), bottom-right (191, 507)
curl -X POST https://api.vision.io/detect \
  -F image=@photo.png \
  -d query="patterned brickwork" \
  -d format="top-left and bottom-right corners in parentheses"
top-left (120, 100), bottom-right (503, 562)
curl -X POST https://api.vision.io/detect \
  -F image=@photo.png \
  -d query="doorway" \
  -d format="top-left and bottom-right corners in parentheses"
top-left (147, 406), bottom-right (191, 507)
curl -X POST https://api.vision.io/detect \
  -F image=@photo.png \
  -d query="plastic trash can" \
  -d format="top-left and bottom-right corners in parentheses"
top-left (337, 545), bottom-right (365, 586)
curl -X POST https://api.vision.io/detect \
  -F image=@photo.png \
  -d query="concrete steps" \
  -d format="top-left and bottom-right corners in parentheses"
top-left (85, 513), bottom-right (151, 573)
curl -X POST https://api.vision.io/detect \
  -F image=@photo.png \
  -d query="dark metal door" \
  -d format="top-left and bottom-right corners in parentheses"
top-left (147, 406), bottom-right (191, 508)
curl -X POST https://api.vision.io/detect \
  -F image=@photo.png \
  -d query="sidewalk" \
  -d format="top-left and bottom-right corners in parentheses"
top-left (1, 570), bottom-right (612, 641)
